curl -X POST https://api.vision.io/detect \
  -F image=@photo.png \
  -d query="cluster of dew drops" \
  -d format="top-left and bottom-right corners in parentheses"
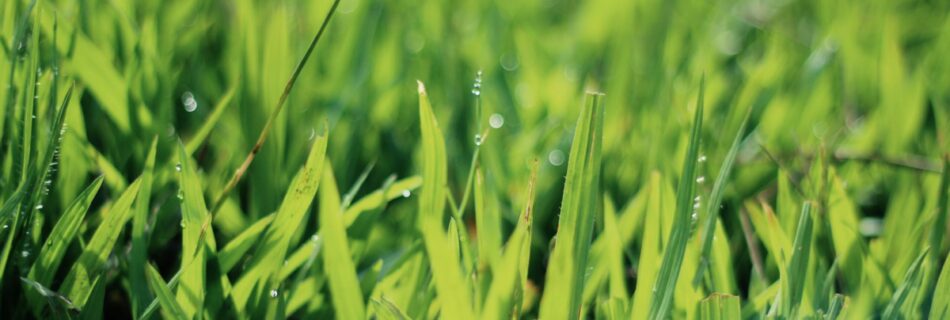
top-left (472, 70), bottom-right (505, 147)
top-left (691, 155), bottom-right (707, 228)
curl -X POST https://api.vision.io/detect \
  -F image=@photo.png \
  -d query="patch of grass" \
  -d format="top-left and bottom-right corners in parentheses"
top-left (1, 0), bottom-right (949, 318)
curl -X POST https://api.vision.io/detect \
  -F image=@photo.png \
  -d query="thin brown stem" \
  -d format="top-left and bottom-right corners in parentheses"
top-left (209, 0), bottom-right (341, 216)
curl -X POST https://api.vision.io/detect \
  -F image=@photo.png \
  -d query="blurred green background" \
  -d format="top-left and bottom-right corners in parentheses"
top-left (2, 0), bottom-right (949, 317)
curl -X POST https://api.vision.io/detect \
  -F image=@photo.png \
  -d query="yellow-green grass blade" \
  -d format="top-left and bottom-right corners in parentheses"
top-left (416, 80), bottom-right (475, 320)
top-left (930, 253), bottom-right (950, 318)
top-left (649, 79), bottom-right (704, 320)
top-left (230, 126), bottom-right (328, 314)
top-left (343, 176), bottom-right (421, 227)
top-left (538, 92), bottom-right (605, 319)
top-left (218, 213), bottom-right (275, 273)
top-left (146, 263), bottom-right (188, 320)
top-left (699, 293), bottom-right (741, 320)
top-left (372, 296), bottom-right (411, 320)
top-left (60, 177), bottom-right (143, 309)
top-left (320, 163), bottom-right (366, 319)
top-left (25, 176), bottom-right (103, 312)
top-left (175, 140), bottom-right (215, 317)
top-left (474, 167), bottom-right (501, 307)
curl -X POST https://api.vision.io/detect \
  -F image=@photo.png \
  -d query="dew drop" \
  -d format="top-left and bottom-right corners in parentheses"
top-left (471, 88), bottom-right (481, 96)
top-left (21, 250), bottom-right (29, 258)
top-left (548, 149), bottom-right (566, 166)
top-left (696, 176), bottom-right (705, 184)
top-left (181, 92), bottom-right (198, 112)
top-left (35, 204), bottom-right (43, 210)
top-left (175, 163), bottom-right (183, 172)
top-left (489, 113), bottom-right (504, 129)
top-left (474, 134), bottom-right (483, 146)
top-left (691, 211), bottom-right (699, 221)
top-left (694, 196), bottom-right (701, 202)
top-left (401, 190), bottom-right (411, 198)
top-left (177, 189), bottom-right (184, 200)
top-left (693, 202), bottom-right (701, 209)
top-left (698, 155), bottom-right (707, 162)
top-left (270, 289), bottom-right (279, 298)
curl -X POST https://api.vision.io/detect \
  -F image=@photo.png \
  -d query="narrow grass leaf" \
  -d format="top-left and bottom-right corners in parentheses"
top-left (146, 263), bottom-right (188, 320)
top-left (649, 79), bottom-right (704, 320)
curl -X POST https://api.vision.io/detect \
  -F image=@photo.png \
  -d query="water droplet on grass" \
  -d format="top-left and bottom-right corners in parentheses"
top-left (181, 92), bottom-right (198, 112)
top-left (175, 163), bottom-right (182, 172)
top-left (548, 149), bottom-right (565, 166)
top-left (489, 113), bottom-right (504, 129)
top-left (270, 289), bottom-right (279, 298)
top-left (698, 155), bottom-right (707, 162)
top-left (474, 134), bottom-right (482, 146)
top-left (35, 204), bottom-right (43, 210)
top-left (402, 190), bottom-right (411, 198)
top-left (696, 176), bottom-right (705, 184)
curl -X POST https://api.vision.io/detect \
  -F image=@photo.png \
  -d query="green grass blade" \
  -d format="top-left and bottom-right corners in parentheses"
top-left (699, 293), bottom-right (741, 320)
top-left (185, 87), bottom-right (236, 155)
top-left (175, 140), bottom-right (213, 317)
top-left (146, 263), bottom-right (188, 320)
top-left (60, 177), bottom-right (143, 309)
top-left (649, 78), bottom-right (704, 320)
top-left (416, 81), bottom-right (475, 320)
top-left (320, 164), bottom-right (366, 319)
top-left (783, 202), bottom-right (814, 317)
top-left (538, 91), bottom-right (605, 319)
top-left (218, 214), bottom-right (275, 273)
top-left (230, 126), bottom-right (328, 314)
top-left (883, 248), bottom-right (930, 319)
top-left (695, 109), bottom-right (750, 288)
top-left (372, 296), bottom-right (411, 320)
top-left (130, 138), bottom-right (158, 317)
top-left (26, 176), bottom-right (103, 311)
top-left (930, 253), bottom-right (950, 318)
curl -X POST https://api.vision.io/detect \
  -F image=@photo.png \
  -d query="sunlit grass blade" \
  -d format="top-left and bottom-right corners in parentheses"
top-left (320, 164), bottom-right (366, 319)
top-left (699, 293), bottom-right (741, 320)
top-left (538, 91), bottom-right (605, 319)
top-left (146, 263), bottom-right (188, 320)
top-left (174, 140), bottom-right (214, 317)
top-left (930, 253), bottom-right (950, 318)
top-left (60, 177), bottom-right (143, 309)
top-left (416, 80), bottom-right (475, 320)
top-left (230, 125), bottom-right (328, 314)
top-left (218, 214), bottom-right (275, 273)
top-left (649, 78), bottom-right (704, 320)
top-left (372, 296), bottom-right (411, 320)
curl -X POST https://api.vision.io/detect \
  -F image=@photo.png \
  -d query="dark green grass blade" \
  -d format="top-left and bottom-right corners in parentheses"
top-left (538, 92), bottom-right (605, 319)
top-left (649, 78), bottom-right (704, 319)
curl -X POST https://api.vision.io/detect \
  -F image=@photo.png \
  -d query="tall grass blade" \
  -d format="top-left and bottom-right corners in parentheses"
top-left (538, 92), bottom-right (605, 319)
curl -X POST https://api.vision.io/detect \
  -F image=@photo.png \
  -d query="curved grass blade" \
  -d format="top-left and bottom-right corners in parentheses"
top-left (416, 81), bottom-right (475, 320)
top-left (26, 176), bottom-right (103, 312)
top-left (130, 138), bottom-right (158, 317)
top-left (782, 202), bottom-right (814, 317)
top-left (538, 92), bottom-right (605, 319)
top-left (60, 177), bottom-right (143, 309)
top-left (649, 78), bottom-right (704, 320)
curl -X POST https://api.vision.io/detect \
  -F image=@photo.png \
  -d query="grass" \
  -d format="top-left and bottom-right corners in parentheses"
top-left (1, 0), bottom-right (950, 318)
